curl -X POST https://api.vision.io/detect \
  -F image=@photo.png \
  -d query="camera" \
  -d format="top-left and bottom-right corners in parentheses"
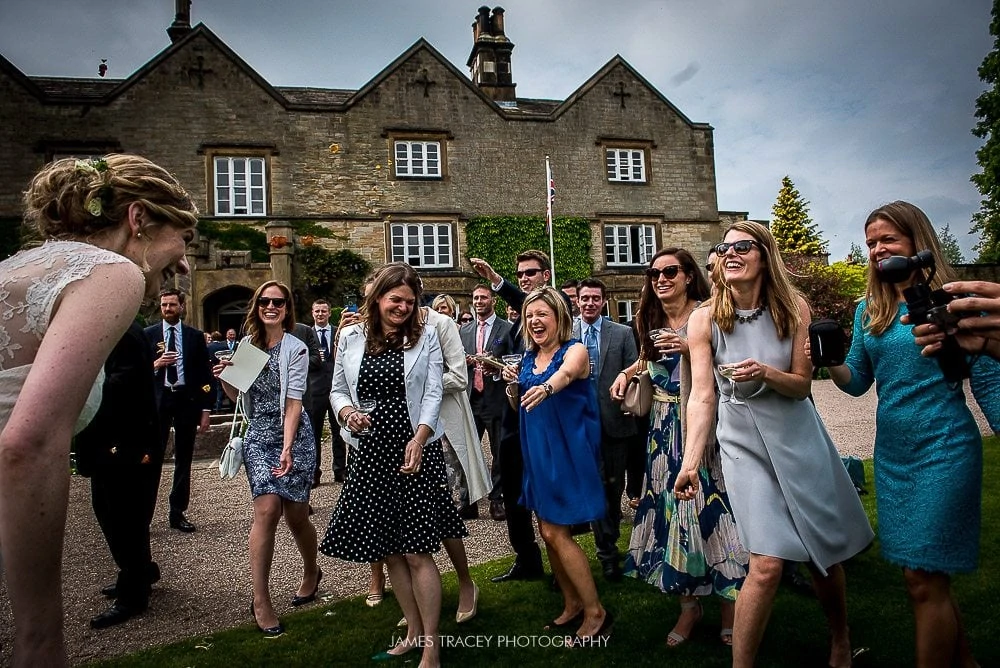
top-left (876, 250), bottom-right (972, 382)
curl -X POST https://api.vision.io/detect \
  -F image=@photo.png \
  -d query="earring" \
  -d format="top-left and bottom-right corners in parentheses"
top-left (136, 232), bottom-right (142, 239)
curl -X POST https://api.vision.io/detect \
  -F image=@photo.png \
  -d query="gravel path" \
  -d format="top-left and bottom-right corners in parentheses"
top-left (0, 379), bottom-right (992, 666)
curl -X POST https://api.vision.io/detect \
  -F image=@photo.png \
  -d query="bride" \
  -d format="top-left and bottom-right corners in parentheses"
top-left (0, 155), bottom-right (198, 666)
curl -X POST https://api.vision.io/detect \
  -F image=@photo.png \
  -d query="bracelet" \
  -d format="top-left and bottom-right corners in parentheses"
top-left (408, 439), bottom-right (425, 449)
top-left (340, 409), bottom-right (358, 426)
top-left (542, 382), bottom-right (554, 397)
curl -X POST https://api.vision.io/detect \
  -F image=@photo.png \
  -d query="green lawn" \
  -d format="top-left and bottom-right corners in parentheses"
top-left (90, 436), bottom-right (1000, 667)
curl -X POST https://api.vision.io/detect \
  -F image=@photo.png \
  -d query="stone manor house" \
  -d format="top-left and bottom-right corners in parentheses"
top-left (0, 2), bottom-right (745, 331)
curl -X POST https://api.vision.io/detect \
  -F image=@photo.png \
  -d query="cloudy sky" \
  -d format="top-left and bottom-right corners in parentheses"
top-left (1, 0), bottom-right (994, 261)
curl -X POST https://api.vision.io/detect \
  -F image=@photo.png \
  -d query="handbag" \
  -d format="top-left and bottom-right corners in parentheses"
top-left (622, 362), bottom-right (653, 417)
top-left (219, 393), bottom-right (245, 480)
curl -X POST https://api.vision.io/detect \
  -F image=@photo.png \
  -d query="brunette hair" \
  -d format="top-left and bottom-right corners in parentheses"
top-left (362, 262), bottom-right (424, 354)
top-left (515, 249), bottom-right (551, 272)
top-left (862, 201), bottom-right (958, 336)
top-left (635, 247), bottom-right (710, 359)
top-left (521, 286), bottom-right (573, 352)
top-left (243, 281), bottom-right (296, 349)
top-left (711, 221), bottom-right (802, 339)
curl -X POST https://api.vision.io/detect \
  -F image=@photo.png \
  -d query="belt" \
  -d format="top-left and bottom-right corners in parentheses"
top-left (652, 387), bottom-right (680, 403)
top-left (167, 384), bottom-right (188, 393)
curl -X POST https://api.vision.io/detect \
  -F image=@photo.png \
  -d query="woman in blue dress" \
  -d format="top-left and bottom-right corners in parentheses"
top-left (504, 286), bottom-right (610, 644)
top-left (614, 248), bottom-right (747, 648)
top-left (824, 202), bottom-right (1000, 667)
top-left (215, 281), bottom-right (319, 637)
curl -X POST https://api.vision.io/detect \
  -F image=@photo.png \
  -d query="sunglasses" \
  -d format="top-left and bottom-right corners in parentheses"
top-left (705, 263), bottom-right (715, 272)
top-left (515, 268), bottom-right (543, 279)
top-left (257, 297), bottom-right (287, 308)
top-left (459, 316), bottom-right (474, 323)
top-left (714, 240), bottom-right (762, 256)
top-left (645, 265), bottom-right (682, 280)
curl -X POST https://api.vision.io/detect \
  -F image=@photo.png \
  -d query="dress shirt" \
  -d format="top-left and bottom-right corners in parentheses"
top-left (161, 320), bottom-right (186, 387)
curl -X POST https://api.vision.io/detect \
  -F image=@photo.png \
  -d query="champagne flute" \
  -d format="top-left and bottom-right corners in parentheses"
top-left (717, 363), bottom-right (744, 405)
top-left (214, 350), bottom-right (234, 362)
top-left (356, 398), bottom-right (377, 436)
top-left (648, 328), bottom-right (675, 362)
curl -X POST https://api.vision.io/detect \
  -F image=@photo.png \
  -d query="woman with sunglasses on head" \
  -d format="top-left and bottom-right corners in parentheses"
top-left (674, 222), bottom-right (873, 668)
top-left (214, 281), bottom-right (319, 637)
top-left (822, 202), bottom-right (1000, 668)
top-left (611, 248), bottom-right (748, 649)
top-left (0, 155), bottom-right (197, 666)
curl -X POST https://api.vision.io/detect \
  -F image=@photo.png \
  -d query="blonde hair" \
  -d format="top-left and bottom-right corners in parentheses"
top-left (243, 281), bottom-right (296, 349)
top-left (712, 220), bottom-right (802, 340)
top-left (23, 154), bottom-right (198, 242)
top-left (521, 286), bottom-right (573, 352)
top-left (862, 201), bottom-right (958, 336)
top-left (431, 293), bottom-right (457, 318)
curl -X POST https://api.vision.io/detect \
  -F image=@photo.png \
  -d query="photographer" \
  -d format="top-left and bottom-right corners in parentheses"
top-left (907, 280), bottom-right (1000, 361)
top-left (820, 202), bottom-right (1000, 668)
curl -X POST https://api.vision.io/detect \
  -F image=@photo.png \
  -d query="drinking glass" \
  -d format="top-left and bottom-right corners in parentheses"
top-left (214, 350), bottom-right (234, 362)
top-left (502, 354), bottom-right (522, 381)
top-left (717, 363), bottom-right (744, 405)
top-left (648, 327), bottom-right (675, 362)
top-left (356, 398), bottom-right (377, 436)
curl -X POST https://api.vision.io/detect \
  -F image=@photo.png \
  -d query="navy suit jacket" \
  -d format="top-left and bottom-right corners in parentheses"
top-left (143, 321), bottom-right (213, 412)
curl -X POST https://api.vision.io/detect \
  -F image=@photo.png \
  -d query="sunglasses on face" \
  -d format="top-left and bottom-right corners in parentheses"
top-left (460, 317), bottom-right (473, 323)
top-left (714, 240), bottom-right (762, 256)
top-left (257, 297), bottom-right (287, 308)
top-left (705, 263), bottom-right (715, 272)
top-left (515, 268), bottom-right (543, 279)
top-left (645, 265), bottom-right (682, 280)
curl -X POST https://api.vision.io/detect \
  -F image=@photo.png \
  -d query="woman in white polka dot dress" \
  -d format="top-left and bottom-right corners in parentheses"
top-left (321, 263), bottom-right (465, 666)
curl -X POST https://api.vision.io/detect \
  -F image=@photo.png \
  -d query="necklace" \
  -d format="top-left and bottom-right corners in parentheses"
top-left (735, 304), bottom-right (766, 324)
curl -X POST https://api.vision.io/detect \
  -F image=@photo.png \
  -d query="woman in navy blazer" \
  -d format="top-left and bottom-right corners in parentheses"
top-left (320, 263), bottom-right (466, 665)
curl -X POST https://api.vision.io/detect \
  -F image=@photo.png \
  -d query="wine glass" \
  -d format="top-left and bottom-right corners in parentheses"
top-left (356, 398), bottom-right (377, 436)
top-left (717, 363), bottom-right (744, 405)
top-left (502, 354), bottom-right (522, 381)
top-left (214, 350), bottom-right (234, 362)
top-left (648, 328), bottom-right (675, 362)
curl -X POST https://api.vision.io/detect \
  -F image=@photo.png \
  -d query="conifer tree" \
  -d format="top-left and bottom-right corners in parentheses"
top-left (846, 242), bottom-right (868, 265)
top-left (937, 224), bottom-right (965, 265)
top-left (971, 0), bottom-right (1000, 263)
top-left (770, 176), bottom-right (827, 256)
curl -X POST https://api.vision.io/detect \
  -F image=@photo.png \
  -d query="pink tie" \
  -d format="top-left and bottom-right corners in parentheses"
top-left (474, 320), bottom-right (486, 392)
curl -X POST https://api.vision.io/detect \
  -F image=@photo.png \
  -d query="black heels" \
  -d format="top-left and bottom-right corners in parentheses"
top-left (291, 568), bottom-right (323, 607)
top-left (250, 600), bottom-right (285, 637)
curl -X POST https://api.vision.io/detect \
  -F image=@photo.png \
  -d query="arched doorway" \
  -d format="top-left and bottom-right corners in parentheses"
top-left (202, 285), bottom-right (254, 336)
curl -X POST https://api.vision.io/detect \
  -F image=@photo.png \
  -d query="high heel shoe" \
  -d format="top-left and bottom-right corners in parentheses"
top-left (291, 568), bottom-right (322, 607)
top-left (455, 582), bottom-right (479, 623)
top-left (250, 599), bottom-right (285, 637)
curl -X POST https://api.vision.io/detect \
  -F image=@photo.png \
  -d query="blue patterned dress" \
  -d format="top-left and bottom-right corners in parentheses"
top-left (242, 343), bottom-right (316, 502)
top-left (841, 301), bottom-right (1000, 573)
top-left (518, 341), bottom-right (605, 525)
top-left (624, 346), bottom-right (748, 599)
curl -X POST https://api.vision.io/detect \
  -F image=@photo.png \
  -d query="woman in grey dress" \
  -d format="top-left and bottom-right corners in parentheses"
top-left (675, 221), bottom-right (873, 668)
top-left (215, 281), bottom-right (319, 637)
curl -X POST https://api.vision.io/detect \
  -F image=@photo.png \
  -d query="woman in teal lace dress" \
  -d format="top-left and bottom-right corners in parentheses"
top-left (825, 202), bottom-right (1000, 667)
top-left (615, 248), bottom-right (747, 648)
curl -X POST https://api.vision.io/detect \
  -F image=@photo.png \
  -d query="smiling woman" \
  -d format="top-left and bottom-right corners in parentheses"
top-left (0, 154), bottom-right (197, 666)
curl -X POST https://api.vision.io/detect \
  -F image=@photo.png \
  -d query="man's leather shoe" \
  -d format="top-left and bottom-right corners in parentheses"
top-left (489, 500), bottom-right (506, 522)
top-left (169, 514), bottom-right (196, 533)
top-left (602, 561), bottom-right (623, 582)
top-left (90, 602), bottom-right (142, 629)
top-left (490, 562), bottom-right (544, 583)
top-left (101, 562), bottom-right (161, 598)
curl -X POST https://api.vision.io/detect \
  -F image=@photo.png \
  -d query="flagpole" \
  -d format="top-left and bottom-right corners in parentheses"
top-left (545, 155), bottom-right (556, 287)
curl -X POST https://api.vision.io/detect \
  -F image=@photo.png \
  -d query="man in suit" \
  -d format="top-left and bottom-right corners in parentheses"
top-left (206, 331), bottom-right (229, 412)
top-left (305, 299), bottom-right (342, 486)
top-left (575, 277), bottom-right (638, 581)
top-left (145, 289), bottom-right (213, 533)
top-left (76, 321), bottom-right (163, 628)
top-left (459, 285), bottom-right (511, 520)
top-left (469, 250), bottom-right (571, 583)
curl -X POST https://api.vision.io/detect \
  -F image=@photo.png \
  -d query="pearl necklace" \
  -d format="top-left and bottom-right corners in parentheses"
top-left (735, 304), bottom-right (766, 324)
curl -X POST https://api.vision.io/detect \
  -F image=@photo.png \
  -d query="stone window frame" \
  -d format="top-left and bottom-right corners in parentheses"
top-left (603, 221), bottom-right (658, 267)
top-left (201, 147), bottom-right (274, 217)
top-left (387, 217), bottom-right (456, 269)
top-left (598, 138), bottom-right (654, 184)
top-left (385, 129), bottom-right (451, 181)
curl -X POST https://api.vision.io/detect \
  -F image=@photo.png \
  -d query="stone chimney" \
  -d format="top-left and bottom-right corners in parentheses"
top-left (167, 0), bottom-right (193, 43)
top-left (467, 6), bottom-right (516, 105)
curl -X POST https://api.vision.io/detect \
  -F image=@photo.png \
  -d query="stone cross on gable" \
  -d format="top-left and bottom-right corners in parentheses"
top-left (613, 82), bottom-right (631, 109)
top-left (410, 69), bottom-right (438, 97)
top-left (186, 56), bottom-right (214, 88)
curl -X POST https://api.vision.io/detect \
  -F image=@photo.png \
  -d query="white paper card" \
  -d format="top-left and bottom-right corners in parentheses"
top-left (219, 342), bottom-right (269, 393)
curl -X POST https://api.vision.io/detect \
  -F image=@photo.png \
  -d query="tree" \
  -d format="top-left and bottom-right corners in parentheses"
top-left (770, 176), bottom-right (827, 256)
top-left (937, 224), bottom-right (965, 265)
top-left (845, 242), bottom-right (868, 265)
top-left (971, 0), bottom-right (1000, 263)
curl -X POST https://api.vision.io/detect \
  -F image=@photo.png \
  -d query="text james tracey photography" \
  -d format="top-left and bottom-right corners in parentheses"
top-left (391, 634), bottom-right (610, 649)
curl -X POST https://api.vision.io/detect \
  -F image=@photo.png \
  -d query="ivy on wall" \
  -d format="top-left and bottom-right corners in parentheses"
top-left (197, 220), bottom-right (269, 263)
top-left (465, 215), bottom-right (593, 287)
top-left (293, 245), bottom-right (371, 322)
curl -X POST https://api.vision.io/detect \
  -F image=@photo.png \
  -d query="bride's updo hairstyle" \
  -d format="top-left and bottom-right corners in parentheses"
top-left (22, 154), bottom-right (198, 240)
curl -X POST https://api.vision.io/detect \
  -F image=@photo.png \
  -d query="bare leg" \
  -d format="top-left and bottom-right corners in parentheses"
top-left (282, 499), bottom-right (318, 596)
top-left (369, 561), bottom-right (386, 596)
top-left (720, 598), bottom-right (736, 646)
top-left (805, 562), bottom-right (851, 668)
top-left (405, 553), bottom-right (442, 668)
top-left (385, 555), bottom-right (422, 652)
top-left (666, 594), bottom-right (703, 647)
top-left (732, 553), bottom-right (783, 668)
top-left (544, 534), bottom-right (583, 623)
top-left (443, 537), bottom-right (476, 613)
top-left (538, 520), bottom-right (606, 638)
top-left (249, 494), bottom-right (282, 629)
top-left (903, 568), bottom-right (978, 668)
